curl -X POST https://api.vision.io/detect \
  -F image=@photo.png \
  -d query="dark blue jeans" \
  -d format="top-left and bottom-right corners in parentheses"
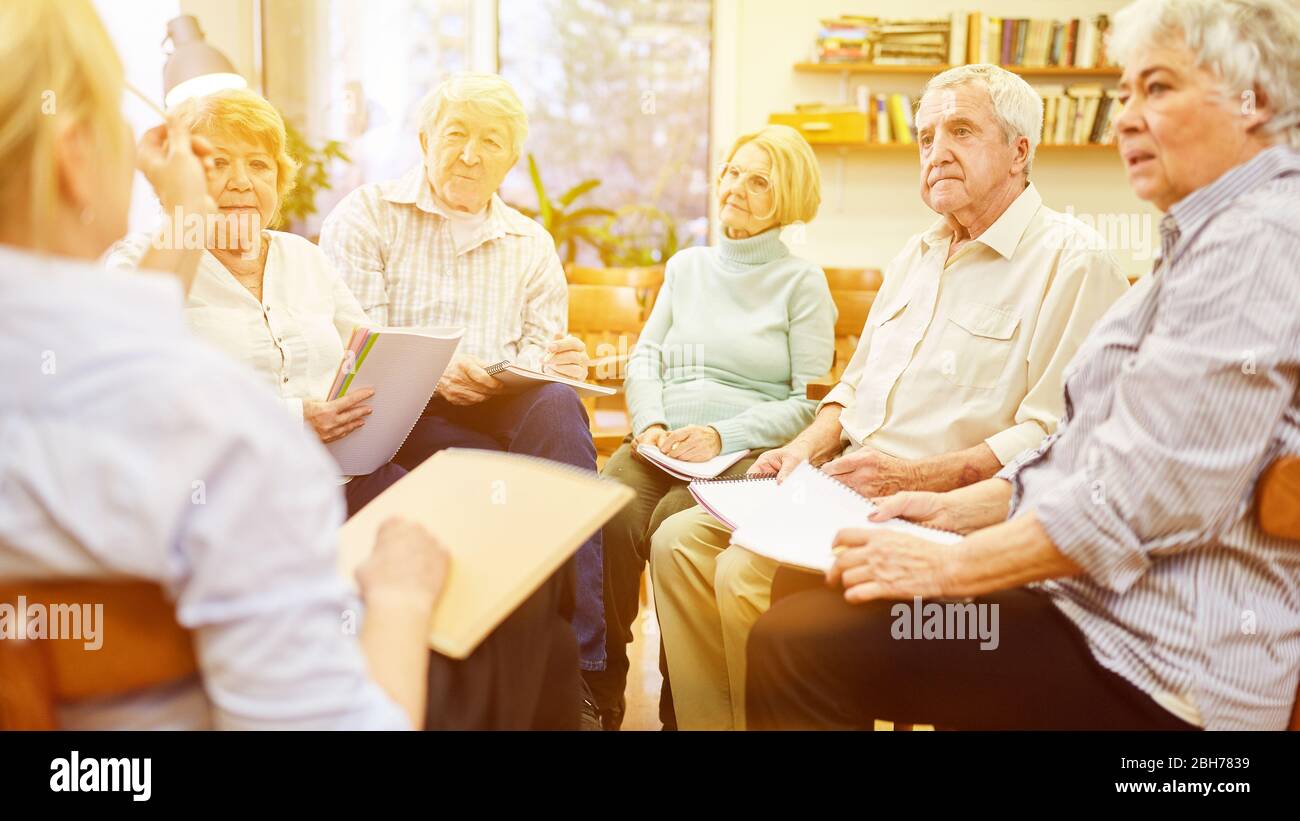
top-left (394, 383), bottom-right (606, 672)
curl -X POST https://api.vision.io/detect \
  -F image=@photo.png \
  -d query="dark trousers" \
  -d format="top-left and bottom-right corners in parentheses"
top-left (344, 458), bottom-right (579, 730)
top-left (394, 383), bottom-right (605, 671)
top-left (746, 570), bottom-right (1200, 731)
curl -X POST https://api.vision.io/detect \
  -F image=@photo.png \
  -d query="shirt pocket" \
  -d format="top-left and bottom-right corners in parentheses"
top-left (937, 302), bottom-right (1022, 389)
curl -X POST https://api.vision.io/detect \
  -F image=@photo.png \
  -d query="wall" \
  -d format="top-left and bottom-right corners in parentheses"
top-left (711, 0), bottom-right (1160, 280)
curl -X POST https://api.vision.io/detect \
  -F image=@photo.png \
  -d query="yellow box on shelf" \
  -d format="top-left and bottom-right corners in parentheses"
top-left (768, 108), bottom-right (870, 144)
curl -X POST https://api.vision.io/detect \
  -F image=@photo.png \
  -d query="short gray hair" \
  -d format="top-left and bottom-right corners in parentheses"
top-left (921, 64), bottom-right (1044, 175)
top-left (1108, 0), bottom-right (1300, 149)
top-left (416, 72), bottom-right (530, 157)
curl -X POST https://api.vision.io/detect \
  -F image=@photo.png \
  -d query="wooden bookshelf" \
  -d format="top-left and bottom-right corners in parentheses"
top-left (795, 62), bottom-right (1122, 77)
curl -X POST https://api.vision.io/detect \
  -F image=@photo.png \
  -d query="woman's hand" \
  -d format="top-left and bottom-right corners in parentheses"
top-left (542, 334), bottom-right (590, 381)
top-left (658, 425), bottom-right (722, 462)
top-left (632, 424), bottom-right (669, 457)
top-left (303, 389), bottom-right (374, 443)
top-left (357, 518), bottom-right (451, 614)
top-left (871, 480), bottom-right (1013, 535)
top-left (826, 528), bottom-right (958, 604)
top-left (136, 118), bottom-right (216, 215)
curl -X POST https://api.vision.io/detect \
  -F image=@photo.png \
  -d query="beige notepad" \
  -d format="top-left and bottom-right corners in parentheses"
top-left (337, 449), bottom-right (633, 659)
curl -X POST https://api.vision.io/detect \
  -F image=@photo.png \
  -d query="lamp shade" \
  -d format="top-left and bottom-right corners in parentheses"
top-left (162, 15), bottom-right (248, 108)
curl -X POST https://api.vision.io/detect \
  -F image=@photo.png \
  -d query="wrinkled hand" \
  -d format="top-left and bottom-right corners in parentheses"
top-left (542, 335), bottom-right (589, 381)
top-left (632, 425), bottom-right (669, 460)
top-left (821, 447), bottom-right (919, 497)
top-left (356, 518), bottom-right (450, 614)
top-left (658, 425), bottom-right (722, 462)
top-left (826, 528), bottom-right (957, 604)
top-left (748, 439), bottom-right (817, 481)
top-left (303, 389), bottom-right (374, 443)
top-left (869, 491), bottom-right (957, 533)
top-left (136, 118), bottom-right (217, 215)
top-left (437, 355), bottom-right (503, 406)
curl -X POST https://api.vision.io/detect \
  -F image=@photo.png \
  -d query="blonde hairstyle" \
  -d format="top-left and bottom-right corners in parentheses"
top-left (169, 88), bottom-right (300, 227)
top-left (416, 73), bottom-right (530, 158)
top-left (0, 0), bottom-right (129, 251)
top-left (1108, 0), bottom-right (1300, 149)
top-left (722, 125), bottom-right (822, 226)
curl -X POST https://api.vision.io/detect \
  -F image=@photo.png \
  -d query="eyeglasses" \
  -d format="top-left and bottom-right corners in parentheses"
top-left (716, 162), bottom-right (773, 197)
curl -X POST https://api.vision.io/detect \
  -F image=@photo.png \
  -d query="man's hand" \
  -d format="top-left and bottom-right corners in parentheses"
top-left (821, 447), bottom-right (920, 497)
top-left (658, 425), bottom-right (722, 462)
top-left (749, 439), bottom-right (818, 481)
top-left (542, 335), bottom-right (589, 381)
top-left (357, 518), bottom-right (450, 619)
top-left (437, 355), bottom-right (503, 406)
top-left (303, 389), bottom-right (374, 443)
top-left (826, 528), bottom-right (957, 604)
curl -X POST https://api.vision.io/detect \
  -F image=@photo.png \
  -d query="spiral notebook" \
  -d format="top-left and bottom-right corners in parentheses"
top-left (689, 461), bottom-right (961, 573)
top-left (337, 449), bottom-right (634, 659)
top-left (636, 444), bottom-right (751, 481)
top-left (324, 326), bottom-right (462, 476)
top-left (485, 361), bottom-right (616, 397)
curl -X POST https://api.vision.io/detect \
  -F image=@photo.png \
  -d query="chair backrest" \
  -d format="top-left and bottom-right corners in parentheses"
top-left (568, 283), bottom-right (645, 383)
top-left (0, 581), bottom-right (196, 729)
top-left (828, 289), bottom-right (876, 380)
top-left (823, 267), bottom-right (884, 292)
top-left (565, 265), bottom-right (665, 321)
top-left (1254, 456), bottom-right (1300, 730)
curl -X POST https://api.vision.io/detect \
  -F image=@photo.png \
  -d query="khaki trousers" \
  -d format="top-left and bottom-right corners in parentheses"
top-left (649, 505), bottom-right (780, 729)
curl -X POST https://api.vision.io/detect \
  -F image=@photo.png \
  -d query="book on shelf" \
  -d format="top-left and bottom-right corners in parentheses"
top-left (949, 13), bottom-right (1112, 69)
top-left (1036, 82), bottom-right (1117, 146)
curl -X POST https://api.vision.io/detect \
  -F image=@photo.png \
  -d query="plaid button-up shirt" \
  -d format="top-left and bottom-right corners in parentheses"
top-left (319, 164), bottom-right (567, 369)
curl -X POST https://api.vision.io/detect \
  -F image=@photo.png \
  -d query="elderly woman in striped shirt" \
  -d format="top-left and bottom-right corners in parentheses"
top-left (746, 0), bottom-right (1300, 731)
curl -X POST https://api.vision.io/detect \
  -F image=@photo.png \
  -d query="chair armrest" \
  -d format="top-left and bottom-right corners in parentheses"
top-left (1258, 456), bottom-right (1300, 540)
top-left (806, 376), bottom-right (836, 402)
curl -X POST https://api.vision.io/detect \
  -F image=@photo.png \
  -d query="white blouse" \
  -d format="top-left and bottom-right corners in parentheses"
top-left (107, 230), bottom-right (370, 425)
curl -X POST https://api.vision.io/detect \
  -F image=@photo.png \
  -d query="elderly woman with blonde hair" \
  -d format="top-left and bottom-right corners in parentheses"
top-left (583, 124), bottom-right (836, 728)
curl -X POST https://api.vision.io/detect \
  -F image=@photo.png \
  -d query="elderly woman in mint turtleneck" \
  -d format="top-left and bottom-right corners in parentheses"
top-left (585, 124), bottom-right (835, 728)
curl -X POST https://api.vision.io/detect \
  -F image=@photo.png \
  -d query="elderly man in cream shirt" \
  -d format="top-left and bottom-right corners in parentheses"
top-left (651, 64), bottom-right (1131, 730)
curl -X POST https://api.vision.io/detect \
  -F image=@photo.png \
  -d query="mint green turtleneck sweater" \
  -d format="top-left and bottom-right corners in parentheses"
top-left (625, 227), bottom-right (837, 453)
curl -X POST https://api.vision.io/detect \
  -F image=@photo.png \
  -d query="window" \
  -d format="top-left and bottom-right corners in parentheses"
top-left (498, 0), bottom-right (712, 264)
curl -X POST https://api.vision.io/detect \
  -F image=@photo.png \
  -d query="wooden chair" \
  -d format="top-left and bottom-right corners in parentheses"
top-left (568, 282), bottom-right (647, 457)
top-left (823, 267), bottom-right (883, 292)
top-left (565, 265), bottom-right (664, 322)
top-left (1258, 456), bottom-right (1300, 729)
top-left (806, 286), bottom-right (878, 402)
top-left (0, 581), bottom-right (196, 729)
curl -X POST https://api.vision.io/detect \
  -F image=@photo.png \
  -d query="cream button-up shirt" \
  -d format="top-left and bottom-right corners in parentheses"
top-left (821, 183), bottom-right (1129, 464)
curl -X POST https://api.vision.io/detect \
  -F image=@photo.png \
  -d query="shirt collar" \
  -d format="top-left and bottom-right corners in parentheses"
top-left (920, 182), bottom-right (1043, 260)
top-left (378, 164), bottom-right (535, 255)
top-left (1167, 145), bottom-right (1300, 241)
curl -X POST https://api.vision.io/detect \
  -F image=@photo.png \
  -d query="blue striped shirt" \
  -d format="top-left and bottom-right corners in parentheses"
top-left (1003, 146), bottom-right (1300, 730)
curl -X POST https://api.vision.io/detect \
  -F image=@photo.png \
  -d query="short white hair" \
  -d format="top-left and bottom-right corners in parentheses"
top-left (921, 64), bottom-right (1044, 175)
top-left (416, 72), bottom-right (529, 157)
top-left (1108, 0), bottom-right (1300, 149)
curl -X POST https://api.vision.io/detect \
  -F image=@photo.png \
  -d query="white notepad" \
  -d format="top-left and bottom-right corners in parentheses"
top-left (337, 449), bottom-right (634, 659)
top-left (325, 327), bottom-right (463, 475)
top-left (636, 444), bottom-right (751, 481)
top-left (690, 461), bottom-right (962, 572)
top-left (485, 361), bottom-right (616, 397)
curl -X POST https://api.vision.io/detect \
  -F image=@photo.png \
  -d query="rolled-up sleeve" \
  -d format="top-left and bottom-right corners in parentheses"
top-left (985, 246), bottom-right (1128, 465)
top-left (1028, 223), bottom-right (1299, 593)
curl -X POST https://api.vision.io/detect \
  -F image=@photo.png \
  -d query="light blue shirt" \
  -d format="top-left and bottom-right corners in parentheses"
top-left (0, 245), bottom-right (408, 729)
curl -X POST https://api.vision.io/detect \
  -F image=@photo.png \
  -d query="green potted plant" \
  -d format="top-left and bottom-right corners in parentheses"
top-left (512, 153), bottom-right (614, 263)
top-left (277, 118), bottom-right (351, 231)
